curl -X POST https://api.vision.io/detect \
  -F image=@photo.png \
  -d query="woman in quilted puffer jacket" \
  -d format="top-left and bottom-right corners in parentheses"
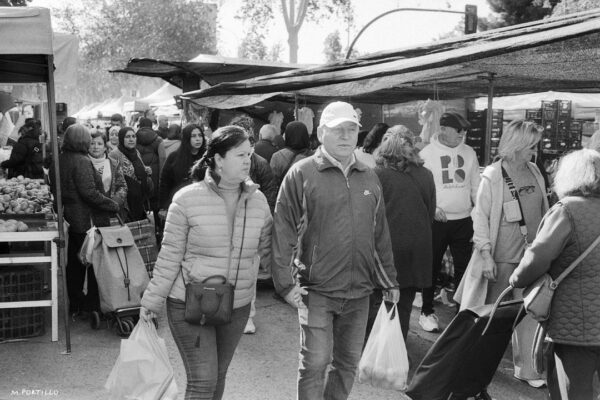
top-left (510, 149), bottom-right (600, 400)
top-left (140, 125), bottom-right (272, 400)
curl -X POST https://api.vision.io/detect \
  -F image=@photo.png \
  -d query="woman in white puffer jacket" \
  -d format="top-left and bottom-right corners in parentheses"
top-left (140, 125), bottom-right (272, 400)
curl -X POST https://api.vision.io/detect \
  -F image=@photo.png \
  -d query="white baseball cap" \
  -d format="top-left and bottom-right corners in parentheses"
top-left (318, 101), bottom-right (362, 128)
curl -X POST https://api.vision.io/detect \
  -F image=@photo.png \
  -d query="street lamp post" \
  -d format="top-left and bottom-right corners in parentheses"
top-left (345, 6), bottom-right (477, 59)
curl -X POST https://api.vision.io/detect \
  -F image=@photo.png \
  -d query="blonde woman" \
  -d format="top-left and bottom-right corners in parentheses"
top-left (456, 120), bottom-right (548, 388)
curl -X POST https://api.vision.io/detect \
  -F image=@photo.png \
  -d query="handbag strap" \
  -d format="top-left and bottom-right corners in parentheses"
top-left (552, 232), bottom-right (600, 288)
top-left (501, 165), bottom-right (528, 243)
top-left (231, 200), bottom-right (248, 288)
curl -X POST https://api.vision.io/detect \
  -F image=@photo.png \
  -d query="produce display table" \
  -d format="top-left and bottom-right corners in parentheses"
top-left (0, 229), bottom-right (59, 342)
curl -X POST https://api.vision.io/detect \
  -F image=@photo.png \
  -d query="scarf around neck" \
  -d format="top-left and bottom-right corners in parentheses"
top-left (118, 144), bottom-right (147, 183)
top-left (88, 154), bottom-right (112, 193)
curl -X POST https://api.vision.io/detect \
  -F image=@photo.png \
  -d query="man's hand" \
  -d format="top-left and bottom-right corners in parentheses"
top-left (434, 207), bottom-right (447, 222)
top-left (139, 306), bottom-right (156, 323)
top-left (283, 285), bottom-right (308, 309)
top-left (383, 287), bottom-right (400, 304)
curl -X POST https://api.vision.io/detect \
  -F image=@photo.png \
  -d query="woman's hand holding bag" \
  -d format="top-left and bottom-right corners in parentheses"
top-left (105, 319), bottom-right (178, 400)
top-left (358, 302), bottom-right (409, 391)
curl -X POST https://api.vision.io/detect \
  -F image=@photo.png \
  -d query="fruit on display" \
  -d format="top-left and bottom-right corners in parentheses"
top-left (0, 219), bottom-right (28, 232)
top-left (0, 176), bottom-right (53, 214)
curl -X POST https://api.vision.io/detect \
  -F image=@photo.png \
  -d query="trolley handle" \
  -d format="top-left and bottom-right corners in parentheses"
top-left (481, 286), bottom-right (524, 336)
top-left (115, 213), bottom-right (125, 226)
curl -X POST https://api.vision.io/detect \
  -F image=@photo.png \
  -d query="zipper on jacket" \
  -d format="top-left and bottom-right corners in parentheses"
top-left (346, 172), bottom-right (355, 297)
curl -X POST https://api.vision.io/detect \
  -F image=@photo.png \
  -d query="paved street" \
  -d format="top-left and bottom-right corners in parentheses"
top-left (0, 284), bottom-right (548, 400)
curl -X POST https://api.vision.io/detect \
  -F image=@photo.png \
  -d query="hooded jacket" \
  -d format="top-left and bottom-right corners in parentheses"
top-left (162, 139), bottom-right (181, 159)
top-left (141, 170), bottom-right (272, 313)
top-left (136, 127), bottom-right (166, 206)
top-left (271, 147), bottom-right (398, 299)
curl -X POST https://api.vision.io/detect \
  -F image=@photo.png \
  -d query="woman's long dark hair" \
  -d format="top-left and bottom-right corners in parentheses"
top-left (174, 124), bottom-right (205, 179)
top-left (191, 125), bottom-right (249, 181)
top-left (362, 123), bottom-right (389, 154)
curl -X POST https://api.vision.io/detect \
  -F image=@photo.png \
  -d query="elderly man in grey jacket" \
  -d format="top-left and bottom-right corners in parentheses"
top-left (272, 101), bottom-right (399, 400)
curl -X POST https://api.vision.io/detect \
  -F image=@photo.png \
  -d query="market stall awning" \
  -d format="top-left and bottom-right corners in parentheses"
top-left (111, 54), bottom-right (309, 88)
top-left (0, 7), bottom-right (52, 83)
top-left (182, 8), bottom-right (600, 109)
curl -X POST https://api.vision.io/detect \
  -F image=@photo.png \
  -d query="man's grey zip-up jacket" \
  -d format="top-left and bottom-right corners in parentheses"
top-left (272, 147), bottom-right (398, 299)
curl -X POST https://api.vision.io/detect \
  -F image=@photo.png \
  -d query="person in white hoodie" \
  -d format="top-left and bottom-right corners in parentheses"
top-left (418, 111), bottom-right (480, 332)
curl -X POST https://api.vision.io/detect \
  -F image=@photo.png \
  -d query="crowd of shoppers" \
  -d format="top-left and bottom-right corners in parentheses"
top-left (47, 100), bottom-right (600, 400)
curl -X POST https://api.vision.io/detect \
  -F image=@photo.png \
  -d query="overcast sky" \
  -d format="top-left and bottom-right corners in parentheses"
top-left (32, 0), bottom-right (493, 64)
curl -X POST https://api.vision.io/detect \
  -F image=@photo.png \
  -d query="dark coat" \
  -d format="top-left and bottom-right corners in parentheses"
top-left (254, 139), bottom-right (278, 163)
top-left (1, 131), bottom-right (46, 179)
top-left (108, 149), bottom-right (153, 222)
top-left (58, 151), bottom-right (120, 233)
top-left (375, 165), bottom-right (436, 289)
top-left (136, 127), bottom-right (164, 208)
top-left (159, 150), bottom-right (202, 209)
top-left (249, 153), bottom-right (277, 213)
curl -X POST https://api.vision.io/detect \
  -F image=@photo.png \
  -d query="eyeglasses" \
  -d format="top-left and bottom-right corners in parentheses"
top-left (518, 185), bottom-right (536, 196)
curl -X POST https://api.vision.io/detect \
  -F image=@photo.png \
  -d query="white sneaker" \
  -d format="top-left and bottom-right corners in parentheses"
top-left (243, 318), bottom-right (256, 334)
top-left (419, 313), bottom-right (440, 332)
top-left (514, 375), bottom-right (546, 388)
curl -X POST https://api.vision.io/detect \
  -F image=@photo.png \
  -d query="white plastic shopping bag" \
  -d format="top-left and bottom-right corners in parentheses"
top-left (78, 226), bottom-right (95, 266)
top-left (358, 302), bottom-right (409, 391)
top-left (105, 319), bottom-right (179, 400)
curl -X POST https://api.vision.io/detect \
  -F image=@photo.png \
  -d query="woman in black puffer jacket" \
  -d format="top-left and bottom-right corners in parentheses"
top-left (58, 124), bottom-right (120, 317)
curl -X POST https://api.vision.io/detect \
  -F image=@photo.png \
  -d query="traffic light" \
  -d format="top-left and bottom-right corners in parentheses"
top-left (465, 4), bottom-right (477, 34)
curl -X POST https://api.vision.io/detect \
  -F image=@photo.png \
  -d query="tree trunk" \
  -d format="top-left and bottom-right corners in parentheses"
top-left (288, 30), bottom-right (299, 63)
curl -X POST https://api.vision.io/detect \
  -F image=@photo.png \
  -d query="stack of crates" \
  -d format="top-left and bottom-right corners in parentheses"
top-left (540, 100), bottom-right (559, 152)
top-left (466, 111), bottom-right (485, 164)
top-left (466, 109), bottom-right (504, 165)
top-left (525, 109), bottom-right (542, 124)
top-left (569, 119), bottom-right (584, 150)
top-left (537, 100), bottom-right (577, 154)
top-left (0, 266), bottom-right (45, 340)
